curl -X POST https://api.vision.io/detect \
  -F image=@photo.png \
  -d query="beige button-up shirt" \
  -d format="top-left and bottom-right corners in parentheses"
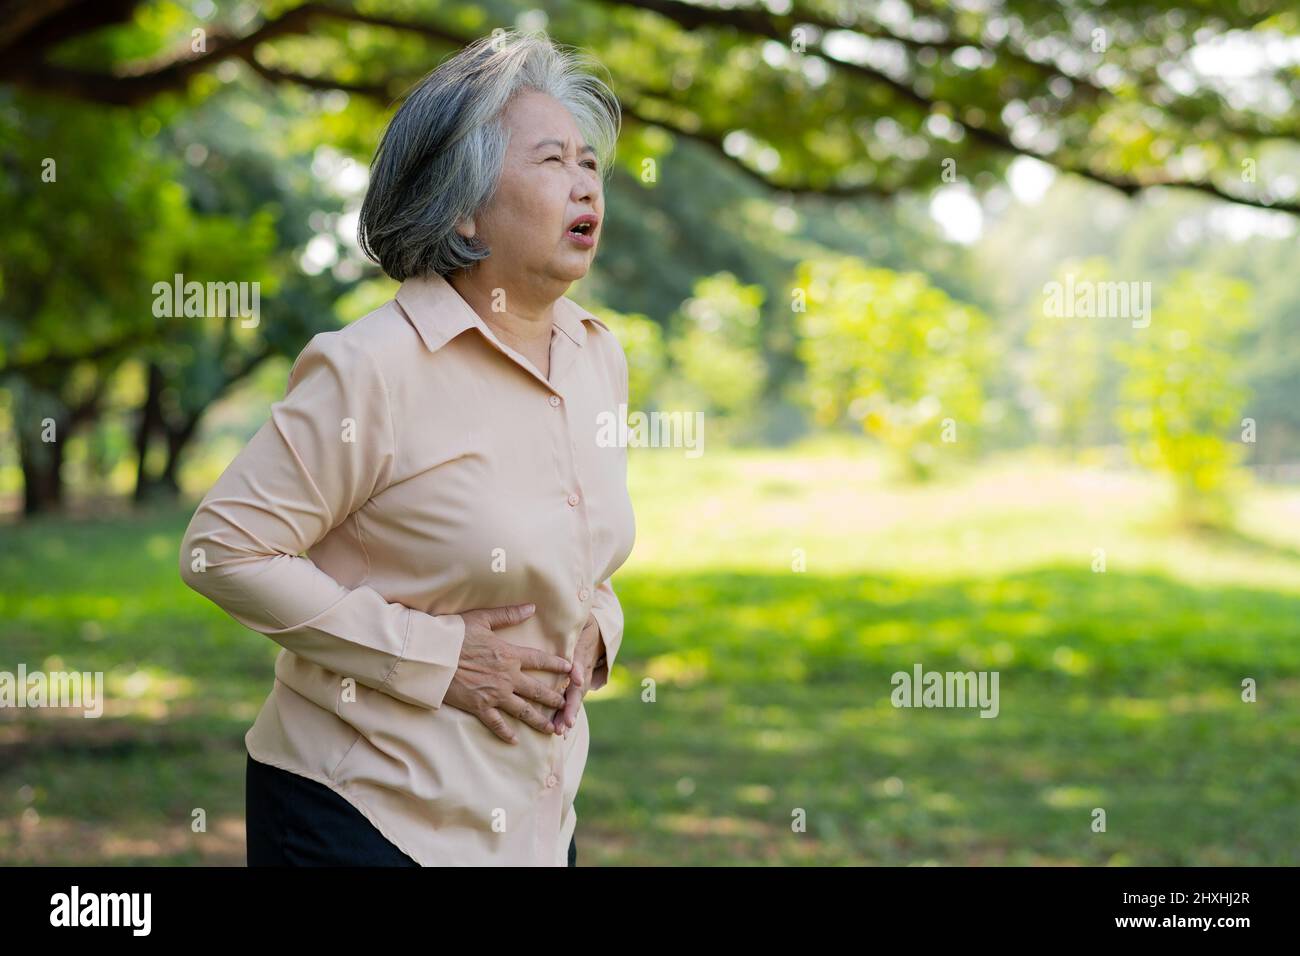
top-left (179, 271), bottom-right (636, 866)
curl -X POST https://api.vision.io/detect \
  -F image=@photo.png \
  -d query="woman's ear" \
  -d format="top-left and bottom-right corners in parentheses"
top-left (455, 216), bottom-right (477, 241)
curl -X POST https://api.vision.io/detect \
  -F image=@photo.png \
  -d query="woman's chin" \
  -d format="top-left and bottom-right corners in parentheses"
top-left (553, 259), bottom-right (593, 282)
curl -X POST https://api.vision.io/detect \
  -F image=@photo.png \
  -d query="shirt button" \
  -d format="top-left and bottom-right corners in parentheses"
top-left (578, 588), bottom-right (590, 602)
top-left (549, 395), bottom-right (561, 407)
top-left (545, 773), bottom-right (559, 788)
top-left (567, 493), bottom-right (579, 507)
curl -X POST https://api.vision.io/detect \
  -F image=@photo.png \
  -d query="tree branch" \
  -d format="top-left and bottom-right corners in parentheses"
top-left (4, 0), bottom-right (1294, 214)
top-left (608, 0), bottom-right (1299, 213)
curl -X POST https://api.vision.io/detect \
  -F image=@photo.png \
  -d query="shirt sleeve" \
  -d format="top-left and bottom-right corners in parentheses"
top-left (178, 329), bottom-right (466, 710)
top-left (586, 332), bottom-right (630, 694)
top-left (587, 577), bottom-right (623, 693)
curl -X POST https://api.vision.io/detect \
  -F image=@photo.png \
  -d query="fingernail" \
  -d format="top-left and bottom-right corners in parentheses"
top-left (522, 603), bottom-right (535, 613)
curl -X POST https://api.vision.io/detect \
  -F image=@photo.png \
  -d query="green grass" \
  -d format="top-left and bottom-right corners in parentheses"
top-left (2, 440), bottom-right (1299, 865)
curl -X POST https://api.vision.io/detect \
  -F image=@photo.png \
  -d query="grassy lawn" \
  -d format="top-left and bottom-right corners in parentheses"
top-left (2, 438), bottom-right (1299, 865)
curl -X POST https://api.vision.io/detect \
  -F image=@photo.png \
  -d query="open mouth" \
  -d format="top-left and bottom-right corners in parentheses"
top-left (566, 215), bottom-right (598, 241)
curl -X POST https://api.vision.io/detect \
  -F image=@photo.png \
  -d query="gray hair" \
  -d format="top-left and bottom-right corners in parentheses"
top-left (358, 29), bottom-right (621, 281)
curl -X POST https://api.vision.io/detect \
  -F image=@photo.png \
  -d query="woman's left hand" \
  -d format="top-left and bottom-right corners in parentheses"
top-left (552, 613), bottom-right (603, 736)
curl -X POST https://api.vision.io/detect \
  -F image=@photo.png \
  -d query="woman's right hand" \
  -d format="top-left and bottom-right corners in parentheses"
top-left (442, 603), bottom-right (575, 744)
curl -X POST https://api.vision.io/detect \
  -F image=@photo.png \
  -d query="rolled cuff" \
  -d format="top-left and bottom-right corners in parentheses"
top-left (383, 609), bottom-right (467, 708)
top-left (586, 579), bottom-right (623, 693)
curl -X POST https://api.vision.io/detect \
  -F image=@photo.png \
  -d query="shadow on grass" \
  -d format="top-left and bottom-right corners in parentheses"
top-left (582, 568), bottom-right (1300, 866)
top-left (1193, 523), bottom-right (1300, 565)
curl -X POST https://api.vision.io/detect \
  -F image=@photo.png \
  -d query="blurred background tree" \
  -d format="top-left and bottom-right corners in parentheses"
top-left (794, 257), bottom-right (992, 480)
top-left (1114, 271), bottom-right (1255, 529)
top-left (1021, 258), bottom-right (1113, 457)
top-left (1, 0), bottom-right (1298, 518)
top-left (589, 307), bottom-right (667, 414)
top-left (658, 272), bottom-right (767, 445)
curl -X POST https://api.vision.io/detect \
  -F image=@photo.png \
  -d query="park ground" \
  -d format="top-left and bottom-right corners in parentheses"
top-left (2, 437), bottom-right (1298, 865)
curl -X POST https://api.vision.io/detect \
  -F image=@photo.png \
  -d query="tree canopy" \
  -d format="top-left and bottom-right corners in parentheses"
top-left (2, 0), bottom-right (1296, 213)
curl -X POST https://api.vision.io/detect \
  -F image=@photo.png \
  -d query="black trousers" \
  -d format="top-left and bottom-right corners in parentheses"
top-left (245, 752), bottom-right (576, 867)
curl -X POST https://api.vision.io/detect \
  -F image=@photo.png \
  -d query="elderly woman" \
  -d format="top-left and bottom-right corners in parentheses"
top-left (179, 30), bottom-right (634, 867)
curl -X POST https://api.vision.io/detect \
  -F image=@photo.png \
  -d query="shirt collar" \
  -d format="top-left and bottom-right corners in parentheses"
top-left (394, 271), bottom-right (609, 355)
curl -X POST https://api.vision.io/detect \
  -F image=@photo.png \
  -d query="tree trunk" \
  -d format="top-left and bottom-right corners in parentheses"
top-left (19, 425), bottom-right (64, 515)
top-left (133, 361), bottom-right (167, 503)
top-left (156, 414), bottom-right (202, 500)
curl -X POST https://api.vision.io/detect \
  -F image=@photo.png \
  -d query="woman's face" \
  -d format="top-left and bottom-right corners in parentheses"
top-left (459, 89), bottom-right (604, 288)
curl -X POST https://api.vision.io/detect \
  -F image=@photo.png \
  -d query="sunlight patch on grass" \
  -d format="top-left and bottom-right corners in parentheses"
top-left (625, 446), bottom-right (1300, 588)
top-left (656, 813), bottom-right (772, 838)
top-left (733, 783), bottom-right (776, 805)
top-left (146, 534), bottom-right (177, 561)
top-left (1103, 697), bottom-right (1167, 721)
top-left (108, 666), bottom-right (198, 708)
top-left (0, 814), bottom-right (245, 865)
top-left (643, 649), bottom-right (715, 686)
top-left (1040, 785), bottom-right (1105, 808)
top-left (747, 727), bottom-right (815, 754)
top-left (858, 620), bottom-right (914, 647)
top-left (14, 595), bottom-right (124, 621)
top-left (1051, 646), bottom-right (1093, 676)
top-left (921, 792), bottom-right (962, 814)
